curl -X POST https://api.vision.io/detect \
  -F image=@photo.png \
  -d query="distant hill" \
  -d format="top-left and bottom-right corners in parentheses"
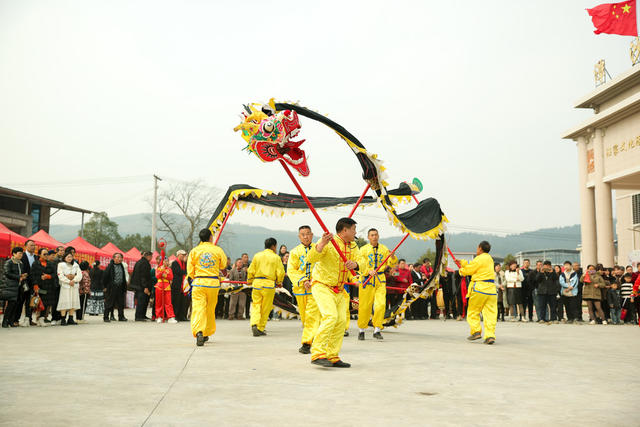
top-left (50, 213), bottom-right (590, 261)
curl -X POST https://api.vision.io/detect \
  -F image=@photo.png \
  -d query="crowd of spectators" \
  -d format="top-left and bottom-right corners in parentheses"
top-left (3, 240), bottom-right (640, 328)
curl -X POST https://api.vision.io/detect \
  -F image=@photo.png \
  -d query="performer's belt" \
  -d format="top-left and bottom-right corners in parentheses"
top-left (195, 276), bottom-right (219, 279)
top-left (470, 280), bottom-right (497, 296)
top-left (192, 276), bottom-right (220, 289)
top-left (293, 291), bottom-right (312, 296)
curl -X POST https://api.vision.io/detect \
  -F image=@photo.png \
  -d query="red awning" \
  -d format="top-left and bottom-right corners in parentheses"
top-left (66, 236), bottom-right (112, 266)
top-left (28, 229), bottom-right (64, 250)
top-left (124, 247), bottom-right (141, 260)
top-left (101, 242), bottom-right (125, 256)
top-left (0, 223), bottom-right (27, 258)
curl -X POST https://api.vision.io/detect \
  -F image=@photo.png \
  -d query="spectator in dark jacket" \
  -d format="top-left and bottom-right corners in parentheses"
top-left (536, 261), bottom-right (559, 323)
top-left (15, 239), bottom-right (37, 326)
top-left (102, 253), bottom-right (129, 322)
top-left (86, 261), bottom-right (105, 316)
top-left (170, 250), bottom-right (188, 321)
top-left (2, 247), bottom-right (27, 328)
top-left (130, 252), bottom-right (153, 321)
top-left (607, 282), bottom-right (622, 324)
top-left (30, 248), bottom-right (56, 326)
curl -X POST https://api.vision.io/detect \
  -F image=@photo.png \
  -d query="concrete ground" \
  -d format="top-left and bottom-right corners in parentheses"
top-left (1, 310), bottom-right (637, 427)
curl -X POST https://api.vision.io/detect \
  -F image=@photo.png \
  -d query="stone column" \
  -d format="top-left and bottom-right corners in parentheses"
top-left (576, 136), bottom-right (597, 266)
top-left (592, 128), bottom-right (615, 266)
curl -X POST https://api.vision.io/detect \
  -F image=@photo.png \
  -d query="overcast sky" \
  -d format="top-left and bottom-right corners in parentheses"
top-left (0, 0), bottom-right (634, 241)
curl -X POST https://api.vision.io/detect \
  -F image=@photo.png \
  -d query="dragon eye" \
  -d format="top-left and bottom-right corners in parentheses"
top-left (263, 122), bottom-right (274, 133)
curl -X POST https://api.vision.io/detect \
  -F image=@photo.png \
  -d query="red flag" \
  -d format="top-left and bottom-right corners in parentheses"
top-left (587, 1), bottom-right (638, 36)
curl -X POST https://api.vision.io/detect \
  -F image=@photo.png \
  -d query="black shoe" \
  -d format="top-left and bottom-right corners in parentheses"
top-left (484, 337), bottom-right (495, 345)
top-left (2, 323), bottom-right (8, 328)
top-left (203, 336), bottom-right (209, 343)
top-left (467, 332), bottom-right (481, 341)
top-left (118, 317), bottom-right (128, 322)
top-left (373, 331), bottom-right (383, 340)
top-left (135, 318), bottom-right (148, 322)
top-left (299, 343), bottom-right (311, 354)
top-left (110, 314), bottom-right (116, 321)
top-left (61, 319), bottom-right (67, 326)
top-left (67, 317), bottom-right (77, 325)
top-left (311, 358), bottom-right (333, 367)
top-left (332, 360), bottom-right (351, 368)
top-left (196, 331), bottom-right (204, 346)
top-left (103, 318), bottom-right (111, 323)
top-left (44, 319), bottom-right (51, 323)
top-left (144, 316), bottom-right (151, 320)
top-left (358, 332), bottom-right (365, 341)
top-left (344, 331), bottom-right (349, 337)
top-left (252, 325), bottom-right (262, 337)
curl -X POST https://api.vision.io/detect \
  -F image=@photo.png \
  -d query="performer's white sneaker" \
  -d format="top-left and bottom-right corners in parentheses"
top-left (168, 318), bottom-right (178, 324)
top-left (156, 318), bottom-right (163, 323)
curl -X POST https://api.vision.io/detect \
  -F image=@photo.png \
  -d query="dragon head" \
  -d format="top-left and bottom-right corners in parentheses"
top-left (234, 101), bottom-right (309, 176)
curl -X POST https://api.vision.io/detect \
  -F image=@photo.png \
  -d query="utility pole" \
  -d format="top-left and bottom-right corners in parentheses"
top-left (152, 174), bottom-right (162, 252)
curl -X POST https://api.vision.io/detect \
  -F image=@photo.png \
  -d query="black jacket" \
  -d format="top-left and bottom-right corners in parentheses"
top-left (170, 260), bottom-right (186, 292)
top-left (21, 252), bottom-right (37, 289)
top-left (536, 271), bottom-right (559, 295)
top-left (2, 258), bottom-right (23, 301)
top-left (129, 257), bottom-right (152, 292)
top-left (89, 267), bottom-right (104, 292)
top-left (102, 261), bottom-right (127, 292)
top-left (607, 288), bottom-right (621, 309)
top-left (30, 260), bottom-right (57, 305)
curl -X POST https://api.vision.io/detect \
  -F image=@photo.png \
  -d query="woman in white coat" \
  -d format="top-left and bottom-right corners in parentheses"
top-left (504, 261), bottom-right (526, 322)
top-left (57, 252), bottom-right (82, 325)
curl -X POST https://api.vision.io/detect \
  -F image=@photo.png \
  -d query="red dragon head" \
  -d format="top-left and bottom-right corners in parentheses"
top-left (234, 102), bottom-right (309, 176)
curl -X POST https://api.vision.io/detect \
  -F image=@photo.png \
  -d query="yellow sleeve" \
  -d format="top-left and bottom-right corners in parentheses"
top-left (307, 239), bottom-right (326, 264)
top-left (218, 247), bottom-right (228, 270)
top-left (459, 256), bottom-right (479, 277)
top-left (187, 250), bottom-right (196, 279)
top-left (276, 257), bottom-right (285, 284)
top-left (287, 248), bottom-right (305, 286)
top-left (357, 248), bottom-right (369, 274)
top-left (247, 257), bottom-right (256, 284)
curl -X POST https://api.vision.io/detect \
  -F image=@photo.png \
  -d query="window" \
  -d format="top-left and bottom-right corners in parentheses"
top-left (31, 204), bottom-right (41, 234)
top-left (633, 194), bottom-right (640, 225)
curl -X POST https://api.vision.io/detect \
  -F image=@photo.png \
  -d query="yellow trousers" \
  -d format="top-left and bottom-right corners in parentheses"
top-left (295, 293), bottom-right (320, 345)
top-left (466, 281), bottom-right (497, 339)
top-left (357, 283), bottom-right (386, 329)
top-left (191, 286), bottom-right (219, 337)
top-left (344, 290), bottom-right (351, 332)
top-left (250, 288), bottom-right (275, 332)
top-left (311, 284), bottom-right (348, 362)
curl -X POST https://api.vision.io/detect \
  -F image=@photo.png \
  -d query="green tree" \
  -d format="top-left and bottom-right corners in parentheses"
top-left (502, 253), bottom-right (516, 269)
top-left (82, 212), bottom-right (121, 247)
top-left (416, 248), bottom-right (436, 265)
top-left (117, 233), bottom-right (152, 253)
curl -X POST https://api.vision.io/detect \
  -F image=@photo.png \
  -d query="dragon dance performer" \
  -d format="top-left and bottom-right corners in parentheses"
top-left (458, 241), bottom-right (497, 345)
top-left (287, 226), bottom-right (320, 354)
top-left (247, 238), bottom-right (285, 337)
top-left (358, 228), bottom-right (397, 340)
top-left (307, 217), bottom-right (360, 368)
top-left (187, 228), bottom-right (228, 346)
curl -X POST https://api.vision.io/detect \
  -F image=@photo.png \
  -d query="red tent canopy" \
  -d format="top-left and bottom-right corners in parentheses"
top-left (0, 223), bottom-right (27, 258)
top-left (101, 242), bottom-right (125, 256)
top-left (102, 242), bottom-right (137, 272)
top-left (124, 247), bottom-right (141, 260)
top-left (28, 229), bottom-right (64, 250)
top-left (66, 236), bottom-right (111, 266)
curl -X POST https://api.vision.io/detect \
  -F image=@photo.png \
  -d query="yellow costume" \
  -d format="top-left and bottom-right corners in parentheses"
top-left (248, 249), bottom-right (285, 332)
top-left (187, 242), bottom-right (227, 338)
top-left (459, 252), bottom-right (497, 339)
top-left (357, 243), bottom-right (397, 330)
top-left (287, 243), bottom-right (320, 345)
top-left (307, 235), bottom-right (360, 362)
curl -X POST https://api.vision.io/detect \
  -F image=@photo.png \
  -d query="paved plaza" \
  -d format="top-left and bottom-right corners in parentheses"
top-left (1, 310), bottom-right (637, 426)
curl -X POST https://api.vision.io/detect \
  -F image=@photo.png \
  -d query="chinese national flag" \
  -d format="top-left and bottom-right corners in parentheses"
top-left (587, 0), bottom-right (638, 36)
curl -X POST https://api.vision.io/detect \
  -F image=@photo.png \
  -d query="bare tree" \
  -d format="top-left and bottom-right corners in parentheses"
top-left (157, 179), bottom-right (221, 250)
